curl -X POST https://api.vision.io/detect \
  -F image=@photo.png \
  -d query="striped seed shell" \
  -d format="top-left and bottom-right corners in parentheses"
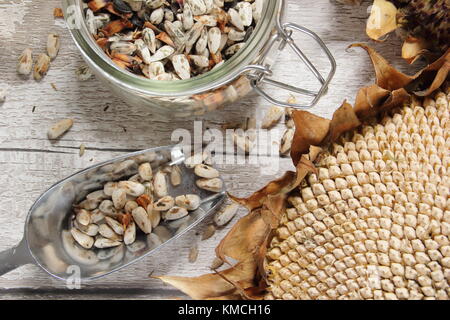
top-left (132, 206), bottom-right (152, 234)
top-left (47, 119), bottom-right (73, 140)
top-left (196, 178), bottom-right (223, 192)
top-left (47, 33), bottom-right (60, 60)
top-left (71, 228), bottom-right (94, 249)
top-left (175, 194), bottom-right (201, 211)
top-left (172, 54), bottom-right (191, 80)
top-left (33, 53), bottom-right (51, 81)
top-left (105, 216), bottom-right (125, 235)
top-left (17, 48), bottom-right (33, 75)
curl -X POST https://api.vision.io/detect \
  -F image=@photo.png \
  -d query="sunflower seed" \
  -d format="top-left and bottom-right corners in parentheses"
top-left (228, 28), bottom-right (245, 41)
top-left (194, 164), bottom-right (219, 178)
top-left (207, 27), bottom-right (221, 54)
top-left (262, 106), bottom-right (284, 129)
top-left (175, 194), bottom-right (201, 211)
top-left (112, 188), bottom-right (127, 209)
top-left (201, 224), bottom-right (216, 240)
top-left (76, 209), bottom-right (91, 226)
top-left (110, 41), bottom-right (137, 55)
top-left (153, 171), bottom-right (168, 197)
top-left (149, 45), bottom-right (175, 62)
top-left (47, 119), bottom-right (73, 140)
top-left (124, 200), bottom-right (139, 213)
top-left (142, 28), bottom-right (157, 54)
top-left (86, 190), bottom-right (108, 202)
top-left (210, 257), bottom-right (224, 269)
top-left (105, 216), bottom-right (125, 235)
top-left (165, 206), bottom-right (189, 220)
top-left (183, 3), bottom-right (194, 30)
top-left (75, 222), bottom-right (99, 237)
top-left (172, 54), bottom-right (191, 80)
top-left (184, 152), bottom-right (206, 168)
top-left (94, 237), bottom-right (122, 249)
top-left (124, 221), bottom-right (136, 245)
top-left (225, 42), bottom-right (245, 56)
top-left (145, 0), bottom-right (165, 9)
top-left (214, 202), bottom-right (239, 226)
top-left (148, 208), bottom-right (161, 228)
top-left (153, 196), bottom-right (175, 211)
top-left (228, 8), bottom-right (244, 31)
top-left (196, 178), bottom-right (223, 192)
top-left (99, 223), bottom-right (122, 241)
top-left (17, 48), bottom-right (33, 75)
top-left (170, 165), bottom-right (182, 186)
top-left (33, 53), bottom-right (50, 81)
top-left (150, 7), bottom-right (164, 24)
top-left (132, 206), bottom-right (153, 234)
top-left (47, 34), bottom-right (60, 60)
top-left (71, 228), bottom-right (94, 249)
top-left (188, 245), bottom-right (199, 263)
top-left (189, 0), bottom-right (207, 15)
top-left (103, 182), bottom-right (118, 197)
top-left (118, 181), bottom-right (145, 197)
top-left (236, 1), bottom-right (252, 27)
top-left (252, 0), bottom-right (263, 24)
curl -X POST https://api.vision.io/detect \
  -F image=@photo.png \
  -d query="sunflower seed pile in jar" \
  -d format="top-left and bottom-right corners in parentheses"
top-left (84, 0), bottom-right (264, 80)
top-left (69, 158), bottom-right (223, 249)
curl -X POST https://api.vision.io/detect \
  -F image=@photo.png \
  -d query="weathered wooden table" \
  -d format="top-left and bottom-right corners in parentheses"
top-left (0, 0), bottom-right (417, 299)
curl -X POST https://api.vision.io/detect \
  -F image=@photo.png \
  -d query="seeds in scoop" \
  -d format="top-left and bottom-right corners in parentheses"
top-left (175, 194), bottom-right (201, 211)
top-left (170, 165), bottom-right (182, 186)
top-left (105, 216), bottom-right (125, 235)
top-left (165, 206), bottom-right (189, 220)
top-left (71, 228), bottom-right (94, 249)
top-left (118, 181), bottom-right (145, 197)
top-left (153, 171), bottom-right (168, 197)
top-left (154, 196), bottom-right (175, 211)
top-left (33, 53), bottom-right (50, 81)
top-left (75, 222), bottom-right (99, 237)
top-left (94, 237), bottom-right (122, 249)
top-left (148, 208), bottom-right (161, 228)
top-left (99, 223), bottom-right (122, 241)
top-left (47, 34), bottom-right (60, 60)
top-left (194, 164), bottom-right (219, 178)
top-left (124, 221), bottom-right (136, 245)
top-left (17, 48), bottom-right (33, 75)
top-left (138, 162), bottom-right (153, 181)
top-left (132, 207), bottom-right (153, 234)
top-left (214, 202), bottom-right (239, 226)
top-left (47, 119), bottom-right (73, 140)
top-left (76, 209), bottom-right (91, 226)
top-left (124, 200), bottom-right (139, 213)
top-left (112, 188), bottom-right (127, 209)
top-left (196, 178), bottom-right (223, 192)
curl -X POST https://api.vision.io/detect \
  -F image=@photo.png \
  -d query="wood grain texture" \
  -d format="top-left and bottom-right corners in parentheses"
top-left (0, 0), bottom-right (421, 299)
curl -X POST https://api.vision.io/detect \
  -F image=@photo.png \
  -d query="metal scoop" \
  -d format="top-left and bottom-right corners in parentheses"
top-left (0, 146), bottom-right (226, 281)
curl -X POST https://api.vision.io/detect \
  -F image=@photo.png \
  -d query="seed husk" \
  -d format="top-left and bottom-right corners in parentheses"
top-left (138, 162), bottom-right (153, 181)
top-left (71, 228), bottom-right (94, 249)
top-left (154, 196), bottom-right (175, 211)
top-left (153, 171), bottom-right (168, 198)
top-left (33, 53), bottom-right (51, 81)
top-left (112, 188), bottom-right (127, 209)
top-left (47, 119), bottom-right (73, 140)
top-left (165, 206), bottom-right (189, 220)
top-left (201, 224), bottom-right (216, 240)
top-left (105, 216), bottom-right (125, 235)
top-left (124, 221), bottom-right (136, 245)
top-left (47, 33), bottom-right (60, 60)
top-left (76, 209), bottom-right (91, 226)
top-left (188, 245), bottom-right (199, 263)
top-left (194, 164), bottom-right (219, 179)
top-left (262, 106), bottom-right (284, 129)
top-left (214, 202), bottom-right (239, 226)
top-left (196, 178), bottom-right (223, 192)
top-left (118, 181), bottom-right (145, 197)
top-left (132, 206), bottom-right (152, 234)
top-left (94, 237), bottom-right (122, 249)
top-left (175, 194), bottom-right (201, 211)
top-left (17, 48), bottom-right (33, 75)
top-left (99, 223), bottom-right (122, 241)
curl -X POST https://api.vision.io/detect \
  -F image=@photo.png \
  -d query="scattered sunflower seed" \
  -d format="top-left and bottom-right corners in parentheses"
top-left (188, 245), bottom-right (199, 263)
top-left (76, 64), bottom-right (93, 81)
top-left (47, 33), bottom-right (60, 60)
top-left (17, 48), bottom-right (33, 75)
top-left (79, 144), bottom-right (86, 157)
top-left (214, 202), bottom-right (239, 226)
top-left (201, 224), bottom-right (216, 240)
top-left (47, 119), bottom-right (73, 140)
top-left (261, 106), bottom-right (284, 129)
top-left (33, 53), bottom-right (51, 81)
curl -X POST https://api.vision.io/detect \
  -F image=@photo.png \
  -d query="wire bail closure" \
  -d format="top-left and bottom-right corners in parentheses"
top-left (241, 19), bottom-right (337, 109)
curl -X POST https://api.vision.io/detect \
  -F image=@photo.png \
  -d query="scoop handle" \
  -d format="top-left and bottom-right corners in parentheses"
top-left (0, 238), bottom-right (32, 276)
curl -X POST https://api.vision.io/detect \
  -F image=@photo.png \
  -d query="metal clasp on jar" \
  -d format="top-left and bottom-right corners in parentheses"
top-left (238, 19), bottom-right (336, 109)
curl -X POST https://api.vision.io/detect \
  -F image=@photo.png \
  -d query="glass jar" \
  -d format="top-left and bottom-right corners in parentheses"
top-left (63, 0), bottom-right (335, 117)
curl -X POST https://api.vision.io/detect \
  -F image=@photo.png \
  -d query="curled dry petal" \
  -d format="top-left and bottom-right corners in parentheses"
top-left (366, 0), bottom-right (398, 41)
